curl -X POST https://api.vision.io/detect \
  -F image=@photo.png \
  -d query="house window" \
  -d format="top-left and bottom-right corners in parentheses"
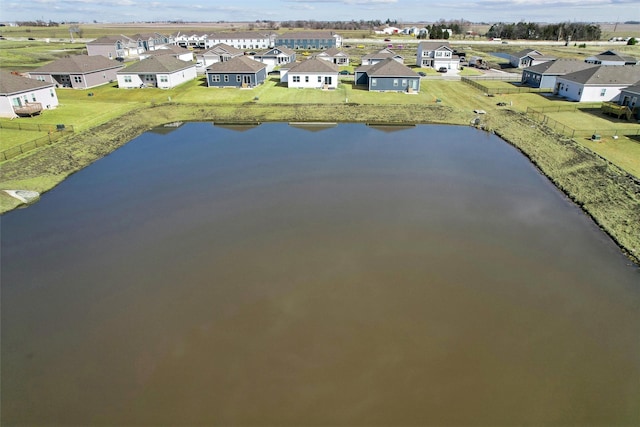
top-left (73, 76), bottom-right (82, 83)
top-left (36, 75), bottom-right (45, 81)
top-left (600, 89), bottom-right (606, 96)
top-left (371, 79), bottom-right (377, 87)
top-left (393, 79), bottom-right (398, 87)
top-left (305, 76), bottom-right (309, 83)
top-left (50, 89), bottom-right (55, 97)
top-left (293, 76), bottom-right (300, 83)
top-left (318, 76), bottom-right (322, 82)
top-left (31, 93), bottom-right (36, 102)
top-left (402, 79), bottom-right (407, 87)
top-left (124, 76), bottom-right (132, 82)
top-left (237, 75), bottom-right (242, 82)
top-left (224, 75), bottom-right (229, 82)
top-left (160, 76), bottom-right (168, 83)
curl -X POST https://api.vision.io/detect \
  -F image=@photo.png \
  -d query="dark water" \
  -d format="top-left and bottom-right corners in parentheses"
top-left (2, 123), bottom-right (639, 426)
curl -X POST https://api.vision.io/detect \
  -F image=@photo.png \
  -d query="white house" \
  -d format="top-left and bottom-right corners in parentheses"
top-left (284, 58), bottom-right (339, 89)
top-left (206, 32), bottom-right (273, 50)
top-left (314, 48), bottom-right (349, 66)
top-left (362, 48), bottom-right (404, 66)
top-left (416, 41), bottom-right (459, 71)
top-left (253, 46), bottom-right (296, 72)
top-left (117, 56), bottom-right (197, 89)
top-left (0, 71), bottom-right (59, 118)
top-left (196, 43), bottom-right (244, 71)
top-left (555, 65), bottom-right (640, 102)
top-left (140, 45), bottom-right (194, 62)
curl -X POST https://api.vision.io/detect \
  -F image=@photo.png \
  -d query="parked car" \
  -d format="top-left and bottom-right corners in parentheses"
top-left (27, 37), bottom-right (35, 40)
top-left (384, 38), bottom-right (391, 42)
top-left (438, 67), bottom-right (448, 73)
top-left (339, 70), bottom-right (350, 75)
top-left (418, 71), bottom-right (426, 77)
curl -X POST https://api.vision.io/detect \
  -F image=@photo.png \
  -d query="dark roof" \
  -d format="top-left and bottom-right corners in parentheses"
top-left (622, 83), bottom-right (640, 95)
top-left (356, 57), bottom-right (418, 77)
top-left (206, 55), bottom-right (267, 73)
top-left (559, 65), bottom-right (640, 85)
top-left (525, 59), bottom-right (597, 75)
top-left (0, 71), bottom-right (54, 95)
top-left (589, 50), bottom-right (638, 63)
top-left (118, 56), bottom-right (195, 74)
top-left (30, 55), bottom-right (124, 74)
top-left (145, 45), bottom-right (192, 57)
top-left (255, 46), bottom-right (296, 57)
top-left (287, 58), bottom-right (339, 73)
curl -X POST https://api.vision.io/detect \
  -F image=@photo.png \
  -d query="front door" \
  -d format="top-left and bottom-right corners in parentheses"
top-left (324, 76), bottom-right (332, 86)
top-left (243, 75), bottom-right (251, 85)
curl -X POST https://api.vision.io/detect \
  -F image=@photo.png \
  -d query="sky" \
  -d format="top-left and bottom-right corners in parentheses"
top-left (0, 0), bottom-right (638, 24)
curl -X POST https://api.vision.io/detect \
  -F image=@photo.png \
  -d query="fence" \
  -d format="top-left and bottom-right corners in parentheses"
top-left (0, 124), bottom-right (74, 161)
top-left (461, 77), bottom-right (552, 95)
top-left (0, 122), bottom-right (74, 132)
top-left (526, 107), bottom-right (640, 139)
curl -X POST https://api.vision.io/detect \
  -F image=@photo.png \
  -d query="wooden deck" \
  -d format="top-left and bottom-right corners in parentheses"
top-left (13, 103), bottom-right (43, 117)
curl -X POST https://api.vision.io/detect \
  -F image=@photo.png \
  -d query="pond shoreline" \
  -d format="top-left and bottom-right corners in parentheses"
top-left (1, 103), bottom-right (638, 265)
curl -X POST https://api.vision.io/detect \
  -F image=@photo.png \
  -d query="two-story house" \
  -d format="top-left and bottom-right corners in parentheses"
top-left (416, 41), bottom-right (459, 71)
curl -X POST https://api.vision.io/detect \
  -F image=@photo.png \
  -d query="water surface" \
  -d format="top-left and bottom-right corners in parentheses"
top-left (2, 123), bottom-right (639, 425)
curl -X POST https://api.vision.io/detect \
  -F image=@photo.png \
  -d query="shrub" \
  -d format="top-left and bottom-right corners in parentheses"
top-left (627, 38), bottom-right (637, 45)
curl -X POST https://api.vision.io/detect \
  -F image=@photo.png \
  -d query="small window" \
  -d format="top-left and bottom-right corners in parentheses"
top-left (600, 88), bottom-right (606, 96)
top-left (32, 94), bottom-right (36, 102)
top-left (50, 89), bottom-right (55, 97)
top-left (124, 76), bottom-right (132, 82)
top-left (402, 79), bottom-right (407, 87)
top-left (305, 76), bottom-right (309, 82)
top-left (293, 76), bottom-right (300, 83)
top-left (393, 79), bottom-right (398, 86)
top-left (211, 75), bottom-right (220, 82)
top-left (224, 75), bottom-right (229, 82)
top-left (371, 78), bottom-right (377, 87)
top-left (318, 76), bottom-right (322, 82)
top-left (73, 76), bottom-right (82, 83)
top-left (160, 76), bottom-right (168, 83)
top-left (237, 75), bottom-right (241, 82)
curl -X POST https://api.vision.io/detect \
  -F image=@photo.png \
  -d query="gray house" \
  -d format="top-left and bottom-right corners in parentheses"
top-left (585, 50), bottom-right (638, 66)
top-left (253, 46), bottom-right (296, 73)
top-left (508, 49), bottom-right (543, 68)
top-left (206, 55), bottom-right (267, 88)
top-left (198, 43), bottom-right (244, 69)
top-left (355, 57), bottom-right (420, 92)
top-left (86, 35), bottom-right (140, 59)
top-left (521, 59), bottom-right (597, 89)
top-left (27, 55), bottom-right (124, 89)
top-left (618, 84), bottom-right (640, 119)
top-left (275, 31), bottom-right (341, 50)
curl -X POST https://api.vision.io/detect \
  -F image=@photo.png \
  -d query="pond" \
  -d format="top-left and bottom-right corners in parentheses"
top-left (2, 123), bottom-right (639, 425)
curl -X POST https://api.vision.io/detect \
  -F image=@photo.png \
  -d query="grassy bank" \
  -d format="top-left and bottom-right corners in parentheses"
top-left (1, 100), bottom-right (639, 264)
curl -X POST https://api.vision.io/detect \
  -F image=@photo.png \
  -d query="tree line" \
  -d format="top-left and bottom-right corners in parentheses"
top-left (486, 22), bottom-right (602, 41)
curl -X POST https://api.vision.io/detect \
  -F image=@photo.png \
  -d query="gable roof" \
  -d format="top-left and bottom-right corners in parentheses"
top-left (208, 31), bottom-right (272, 40)
top-left (588, 50), bottom-right (638, 63)
top-left (525, 59), bottom-right (597, 75)
top-left (417, 41), bottom-right (452, 51)
top-left (356, 57), bottom-right (418, 77)
top-left (205, 43), bottom-right (244, 56)
top-left (206, 55), bottom-right (267, 73)
top-left (316, 47), bottom-right (347, 57)
top-left (362, 49), bottom-right (404, 61)
top-left (0, 71), bottom-right (55, 95)
top-left (287, 58), bottom-right (339, 73)
top-left (119, 56), bottom-right (194, 74)
top-left (145, 45), bottom-right (192, 57)
top-left (30, 55), bottom-right (124, 74)
top-left (513, 49), bottom-right (542, 58)
top-left (255, 46), bottom-right (296, 57)
top-left (559, 65), bottom-right (640, 86)
top-left (87, 34), bottom-right (135, 45)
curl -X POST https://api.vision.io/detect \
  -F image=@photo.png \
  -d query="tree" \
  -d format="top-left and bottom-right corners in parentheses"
top-left (628, 37), bottom-right (638, 45)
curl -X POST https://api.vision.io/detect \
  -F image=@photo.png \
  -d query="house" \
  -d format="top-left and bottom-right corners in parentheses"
top-left (521, 59), bottom-right (597, 89)
top-left (197, 43), bottom-right (244, 70)
top-left (275, 31), bottom-right (341, 50)
top-left (508, 49), bottom-right (543, 68)
top-left (585, 50), bottom-right (638, 66)
top-left (362, 48), bottom-right (404, 66)
top-left (174, 31), bottom-right (209, 49)
top-left (205, 55), bottom-right (267, 88)
top-left (0, 71), bottom-right (59, 118)
top-left (554, 65), bottom-right (640, 102)
top-left (27, 55), bottom-right (124, 89)
top-left (355, 57), bottom-right (420, 92)
top-left (416, 41), bottom-right (459, 71)
top-left (206, 32), bottom-right (273, 50)
top-left (86, 34), bottom-right (140, 59)
top-left (140, 45), bottom-right (194, 62)
top-left (252, 46), bottom-right (296, 73)
top-left (376, 27), bottom-right (400, 35)
top-left (130, 33), bottom-right (173, 52)
top-left (117, 56), bottom-right (197, 89)
top-left (519, 53), bottom-right (555, 69)
top-left (283, 58), bottom-right (339, 89)
top-left (314, 48), bottom-right (349, 66)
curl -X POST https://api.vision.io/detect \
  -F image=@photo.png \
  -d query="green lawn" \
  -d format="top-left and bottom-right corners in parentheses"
top-left (0, 41), bottom-right (86, 71)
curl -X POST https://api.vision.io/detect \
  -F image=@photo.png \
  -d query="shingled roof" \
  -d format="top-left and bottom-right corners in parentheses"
top-left (287, 58), bottom-right (339, 73)
top-left (525, 59), bottom-right (597, 75)
top-left (30, 55), bottom-right (124, 74)
top-left (0, 71), bottom-right (54, 95)
top-left (356, 57), bottom-right (418, 77)
top-left (560, 65), bottom-right (640, 85)
top-left (87, 35), bottom-right (135, 45)
top-left (206, 55), bottom-right (267, 73)
top-left (118, 56), bottom-right (194, 74)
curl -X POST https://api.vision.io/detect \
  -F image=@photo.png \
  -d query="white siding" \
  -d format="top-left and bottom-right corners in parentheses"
top-left (0, 86), bottom-right (59, 118)
top-left (557, 78), bottom-right (627, 102)
top-left (288, 73), bottom-right (338, 89)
